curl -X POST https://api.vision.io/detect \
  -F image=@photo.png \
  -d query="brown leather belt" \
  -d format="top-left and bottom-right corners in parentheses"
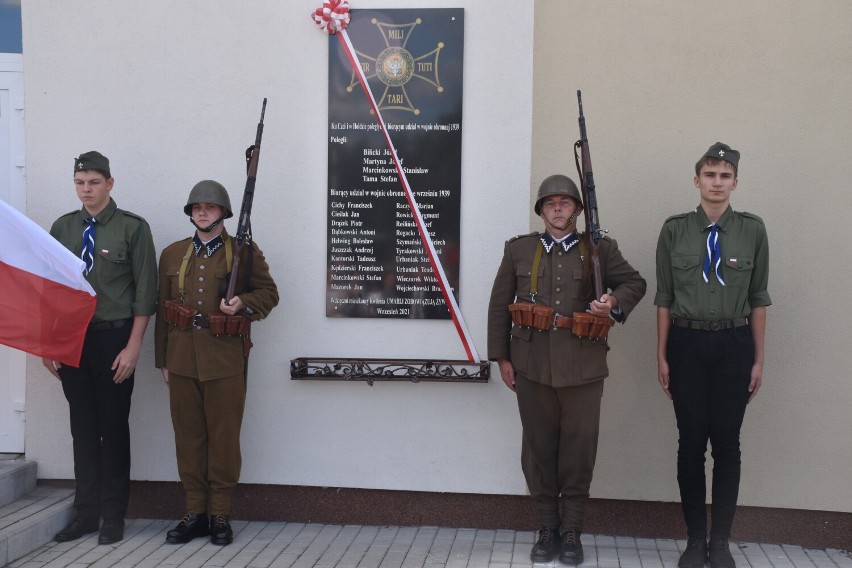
top-left (672, 318), bottom-right (748, 331)
top-left (553, 315), bottom-right (574, 329)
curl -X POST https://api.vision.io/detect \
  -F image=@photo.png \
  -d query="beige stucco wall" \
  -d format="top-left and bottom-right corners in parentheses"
top-left (532, 0), bottom-right (852, 511)
top-left (19, 0), bottom-right (851, 515)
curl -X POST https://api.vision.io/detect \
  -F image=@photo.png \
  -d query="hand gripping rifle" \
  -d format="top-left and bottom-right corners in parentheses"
top-left (225, 98), bottom-right (266, 304)
top-left (573, 91), bottom-right (614, 340)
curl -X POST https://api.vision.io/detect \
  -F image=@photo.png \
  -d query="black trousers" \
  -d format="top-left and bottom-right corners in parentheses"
top-left (667, 325), bottom-right (753, 539)
top-left (60, 324), bottom-right (134, 522)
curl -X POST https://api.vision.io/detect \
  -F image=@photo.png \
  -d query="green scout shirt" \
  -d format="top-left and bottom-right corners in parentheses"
top-left (50, 197), bottom-right (158, 322)
top-left (654, 204), bottom-right (771, 320)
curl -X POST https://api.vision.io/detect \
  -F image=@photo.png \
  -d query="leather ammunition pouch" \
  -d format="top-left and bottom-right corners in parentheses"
top-left (163, 300), bottom-right (197, 331)
top-left (207, 313), bottom-right (250, 337)
top-left (509, 302), bottom-right (554, 331)
top-left (571, 311), bottom-right (614, 340)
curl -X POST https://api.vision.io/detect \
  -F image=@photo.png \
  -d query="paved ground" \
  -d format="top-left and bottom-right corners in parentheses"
top-left (8, 519), bottom-right (852, 568)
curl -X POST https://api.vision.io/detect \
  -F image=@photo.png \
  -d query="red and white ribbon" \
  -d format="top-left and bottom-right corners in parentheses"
top-left (313, 7), bottom-right (480, 363)
top-left (312, 0), bottom-right (351, 35)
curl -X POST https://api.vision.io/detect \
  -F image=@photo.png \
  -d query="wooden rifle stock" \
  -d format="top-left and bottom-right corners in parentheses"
top-left (574, 90), bottom-right (604, 301)
top-left (225, 98), bottom-right (267, 303)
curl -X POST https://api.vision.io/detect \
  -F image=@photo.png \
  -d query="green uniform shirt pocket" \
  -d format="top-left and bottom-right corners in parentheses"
top-left (724, 256), bottom-right (754, 287)
top-left (671, 254), bottom-right (701, 286)
top-left (103, 245), bottom-right (131, 265)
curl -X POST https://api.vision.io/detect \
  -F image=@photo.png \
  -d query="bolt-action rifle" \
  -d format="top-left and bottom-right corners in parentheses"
top-left (572, 91), bottom-right (615, 340)
top-left (225, 98), bottom-right (267, 303)
top-left (574, 90), bottom-right (605, 302)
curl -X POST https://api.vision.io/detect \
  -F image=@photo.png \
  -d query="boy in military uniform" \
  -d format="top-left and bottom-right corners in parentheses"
top-left (155, 180), bottom-right (278, 546)
top-left (43, 151), bottom-right (158, 545)
top-left (488, 174), bottom-right (646, 565)
top-left (655, 143), bottom-right (770, 568)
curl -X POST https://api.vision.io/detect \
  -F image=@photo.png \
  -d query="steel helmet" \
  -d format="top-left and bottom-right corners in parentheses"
top-left (534, 174), bottom-right (582, 215)
top-left (184, 180), bottom-right (233, 218)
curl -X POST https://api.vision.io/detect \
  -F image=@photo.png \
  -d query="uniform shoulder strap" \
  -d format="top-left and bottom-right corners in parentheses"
top-left (530, 240), bottom-right (544, 302)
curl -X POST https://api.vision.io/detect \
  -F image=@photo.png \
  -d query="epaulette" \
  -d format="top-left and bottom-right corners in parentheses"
top-left (508, 231), bottom-right (540, 243)
top-left (663, 212), bottom-right (689, 223)
top-left (739, 211), bottom-right (765, 225)
top-left (56, 210), bottom-right (79, 219)
top-left (118, 209), bottom-right (148, 223)
top-left (579, 231), bottom-right (614, 243)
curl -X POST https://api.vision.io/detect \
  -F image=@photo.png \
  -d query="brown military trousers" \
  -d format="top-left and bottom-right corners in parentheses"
top-left (515, 374), bottom-right (604, 530)
top-left (168, 371), bottom-right (247, 515)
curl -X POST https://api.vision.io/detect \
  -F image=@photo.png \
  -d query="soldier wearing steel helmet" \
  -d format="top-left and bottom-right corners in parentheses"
top-left (154, 180), bottom-right (278, 546)
top-left (487, 174), bottom-right (646, 565)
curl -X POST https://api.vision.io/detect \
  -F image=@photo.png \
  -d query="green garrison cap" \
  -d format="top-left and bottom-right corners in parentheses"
top-left (703, 142), bottom-right (740, 171)
top-left (74, 151), bottom-right (110, 177)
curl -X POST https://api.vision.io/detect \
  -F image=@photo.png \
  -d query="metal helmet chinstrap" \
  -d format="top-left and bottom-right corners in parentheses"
top-left (184, 180), bottom-right (233, 218)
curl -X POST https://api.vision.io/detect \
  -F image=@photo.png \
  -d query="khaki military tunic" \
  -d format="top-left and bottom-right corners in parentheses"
top-left (488, 232), bottom-right (646, 387)
top-left (154, 230), bottom-right (279, 380)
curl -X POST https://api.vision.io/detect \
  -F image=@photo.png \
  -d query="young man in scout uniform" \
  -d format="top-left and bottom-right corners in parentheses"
top-left (43, 151), bottom-right (158, 545)
top-left (155, 180), bottom-right (278, 546)
top-left (488, 174), bottom-right (646, 565)
top-left (655, 143), bottom-right (770, 568)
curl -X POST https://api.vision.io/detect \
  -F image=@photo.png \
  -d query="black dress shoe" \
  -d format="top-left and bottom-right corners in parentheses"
top-left (209, 514), bottom-right (233, 546)
top-left (559, 527), bottom-right (584, 565)
top-left (530, 526), bottom-right (559, 563)
top-left (708, 537), bottom-right (735, 568)
top-left (55, 517), bottom-right (99, 542)
top-left (98, 519), bottom-right (125, 545)
top-left (166, 513), bottom-right (210, 544)
top-left (679, 537), bottom-right (708, 568)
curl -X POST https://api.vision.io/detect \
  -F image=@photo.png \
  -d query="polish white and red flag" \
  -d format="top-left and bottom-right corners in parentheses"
top-left (0, 199), bottom-right (96, 366)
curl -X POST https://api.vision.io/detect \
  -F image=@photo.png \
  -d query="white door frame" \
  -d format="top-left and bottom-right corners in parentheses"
top-left (0, 52), bottom-right (27, 454)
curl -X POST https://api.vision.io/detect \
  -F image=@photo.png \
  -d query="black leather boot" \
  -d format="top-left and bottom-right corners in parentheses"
top-left (166, 513), bottom-right (210, 544)
top-left (210, 514), bottom-right (234, 545)
top-left (708, 537), bottom-right (735, 568)
top-left (559, 527), bottom-right (584, 565)
top-left (679, 537), bottom-right (708, 568)
top-left (530, 526), bottom-right (559, 563)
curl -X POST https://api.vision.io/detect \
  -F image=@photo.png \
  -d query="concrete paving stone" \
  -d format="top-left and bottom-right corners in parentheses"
top-left (655, 539), bottom-right (680, 552)
top-left (636, 537), bottom-right (658, 550)
top-left (738, 541), bottom-right (774, 568)
top-left (826, 549), bottom-right (852, 567)
top-left (638, 547), bottom-right (665, 568)
top-left (760, 543), bottom-right (797, 568)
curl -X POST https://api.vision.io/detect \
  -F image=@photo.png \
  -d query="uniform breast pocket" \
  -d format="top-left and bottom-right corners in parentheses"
top-left (103, 246), bottom-right (130, 265)
top-left (514, 263), bottom-right (544, 298)
top-left (165, 266), bottom-right (181, 298)
top-left (98, 245), bottom-right (131, 281)
top-left (723, 256), bottom-right (754, 287)
top-left (671, 255), bottom-right (701, 286)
